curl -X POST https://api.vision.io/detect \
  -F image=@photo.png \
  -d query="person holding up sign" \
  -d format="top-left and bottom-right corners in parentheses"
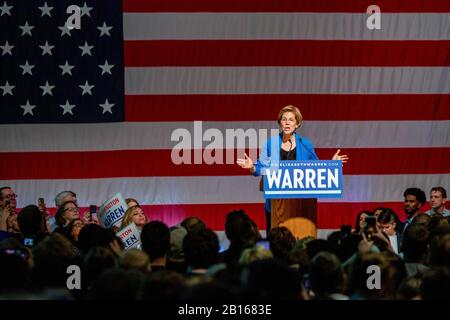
top-left (120, 205), bottom-right (147, 231)
top-left (236, 105), bottom-right (348, 231)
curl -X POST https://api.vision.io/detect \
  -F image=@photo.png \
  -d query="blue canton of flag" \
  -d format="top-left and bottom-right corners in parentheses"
top-left (0, 0), bottom-right (124, 123)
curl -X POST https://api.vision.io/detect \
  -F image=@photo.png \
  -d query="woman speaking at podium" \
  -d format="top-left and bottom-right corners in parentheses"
top-left (236, 105), bottom-right (348, 231)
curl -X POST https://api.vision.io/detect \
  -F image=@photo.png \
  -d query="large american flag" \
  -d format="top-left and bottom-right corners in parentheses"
top-left (1, 0), bottom-right (449, 237)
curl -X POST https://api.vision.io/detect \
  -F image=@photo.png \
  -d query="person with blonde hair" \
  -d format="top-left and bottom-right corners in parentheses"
top-left (239, 245), bottom-right (273, 265)
top-left (119, 248), bottom-right (151, 273)
top-left (237, 105), bottom-right (348, 229)
top-left (120, 205), bottom-right (147, 231)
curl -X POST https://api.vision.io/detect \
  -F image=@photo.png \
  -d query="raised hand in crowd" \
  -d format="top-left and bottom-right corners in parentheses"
top-left (82, 211), bottom-right (100, 225)
top-left (370, 224), bottom-right (394, 253)
top-left (359, 232), bottom-right (374, 254)
top-left (359, 225), bottom-right (393, 254)
top-left (109, 237), bottom-right (123, 257)
top-left (0, 204), bottom-right (11, 232)
top-left (37, 198), bottom-right (52, 234)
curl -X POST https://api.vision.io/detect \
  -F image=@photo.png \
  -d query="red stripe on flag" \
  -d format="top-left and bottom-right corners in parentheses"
top-left (145, 202), bottom-right (425, 230)
top-left (142, 203), bottom-right (267, 230)
top-left (43, 202), bottom-right (417, 230)
top-left (125, 40), bottom-right (450, 67)
top-left (316, 202), bottom-right (413, 229)
top-left (123, 0), bottom-right (450, 13)
top-left (2, 148), bottom-right (449, 180)
top-left (125, 94), bottom-right (450, 121)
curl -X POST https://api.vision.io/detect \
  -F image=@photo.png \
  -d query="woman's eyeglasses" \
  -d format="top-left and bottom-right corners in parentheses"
top-left (1, 194), bottom-right (18, 200)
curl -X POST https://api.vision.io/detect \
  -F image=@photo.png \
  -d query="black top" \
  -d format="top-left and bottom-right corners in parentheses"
top-left (280, 147), bottom-right (296, 161)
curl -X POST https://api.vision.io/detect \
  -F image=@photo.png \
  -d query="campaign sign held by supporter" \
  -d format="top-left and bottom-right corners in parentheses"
top-left (263, 160), bottom-right (343, 199)
top-left (116, 223), bottom-right (142, 250)
top-left (97, 193), bottom-right (127, 228)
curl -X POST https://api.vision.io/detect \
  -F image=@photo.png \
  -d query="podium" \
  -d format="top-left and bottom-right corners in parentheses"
top-left (261, 160), bottom-right (343, 230)
top-left (270, 198), bottom-right (317, 228)
top-left (260, 178), bottom-right (317, 228)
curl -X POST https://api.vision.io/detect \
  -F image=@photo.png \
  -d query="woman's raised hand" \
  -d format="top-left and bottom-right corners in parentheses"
top-left (332, 149), bottom-right (349, 163)
top-left (236, 153), bottom-right (254, 170)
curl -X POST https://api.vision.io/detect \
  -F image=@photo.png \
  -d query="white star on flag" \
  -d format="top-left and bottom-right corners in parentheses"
top-left (97, 22), bottom-right (113, 37)
top-left (19, 21), bottom-right (34, 36)
top-left (80, 2), bottom-right (93, 17)
top-left (60, 100), bottom-right (76, 115)
top-left (58, 24), bottom-right (72, 37)
top-left (79, 41), bottom-right (94, 56)
top-left (20, 100), bottom-right (36, 116)
top-left (99, 60), bottom-right (114, 75)
top-left (19, 60), bottom-right (35, 75)
top-left (99, 99), bottom-right (115, 114)
top-left (0, 40), bottom-right (14, 56)
top-left (38, 2), bottom-right (53, 17)
top-left (79, 81), bottom-right (94, 95)
top-left (0, 81), bottom-right (15, 96)
top-left (0, 1), bottom-right (13, 16)
top-left (40, 81), bottom-right (55, 96)
top-left (59, 61), bottom-right (75, 76)
top-left (39, 41), bottom-right (54, 56)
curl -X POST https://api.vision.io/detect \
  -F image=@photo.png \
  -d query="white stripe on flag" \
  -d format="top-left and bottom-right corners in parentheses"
top-left (123, 13), bottom-right (450, 40)
top-left (2, 174), bottom-right (448, 207)
top-left (1, 120), bottom-right (449, 152)
top-left (125, 67), bottom-right (450, 94)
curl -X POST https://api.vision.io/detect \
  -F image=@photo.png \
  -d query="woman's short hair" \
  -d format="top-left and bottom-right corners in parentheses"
top-left (277, 105), bottom-right (303, 126)
top-left (54, 200), bottom-right (78, 227)
top-left (377, 208), bottom-right (401, 232)
top-left (239, 245), bottom-right (273, 265)
top-left (119, 248), bottom-right (150, 272)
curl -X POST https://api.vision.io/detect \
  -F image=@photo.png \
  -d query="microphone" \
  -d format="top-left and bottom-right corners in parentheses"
top-left (285, 138), bottom-right (293, 159)
top-left (299, 137), bottom-right (317, 159)
top-left (287, 139), bottom-right (293, 150)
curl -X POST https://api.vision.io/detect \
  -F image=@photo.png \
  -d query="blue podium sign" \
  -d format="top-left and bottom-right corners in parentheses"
top-left (263, 160), bottom-right (343, 199)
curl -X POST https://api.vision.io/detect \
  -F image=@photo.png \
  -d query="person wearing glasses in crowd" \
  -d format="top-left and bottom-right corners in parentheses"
top-left (66, 219), bottom-right (84, 242)
top-left (0, 187), bottom-right (17, 212)
top-left (47, 191), bottom-right (78, 231)
top-left (61, 218), bottom-right (85, 256)
top-left (49, 191), bottom-right (99, 232)
top-left (54, 200), bottom-right (80, 230)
